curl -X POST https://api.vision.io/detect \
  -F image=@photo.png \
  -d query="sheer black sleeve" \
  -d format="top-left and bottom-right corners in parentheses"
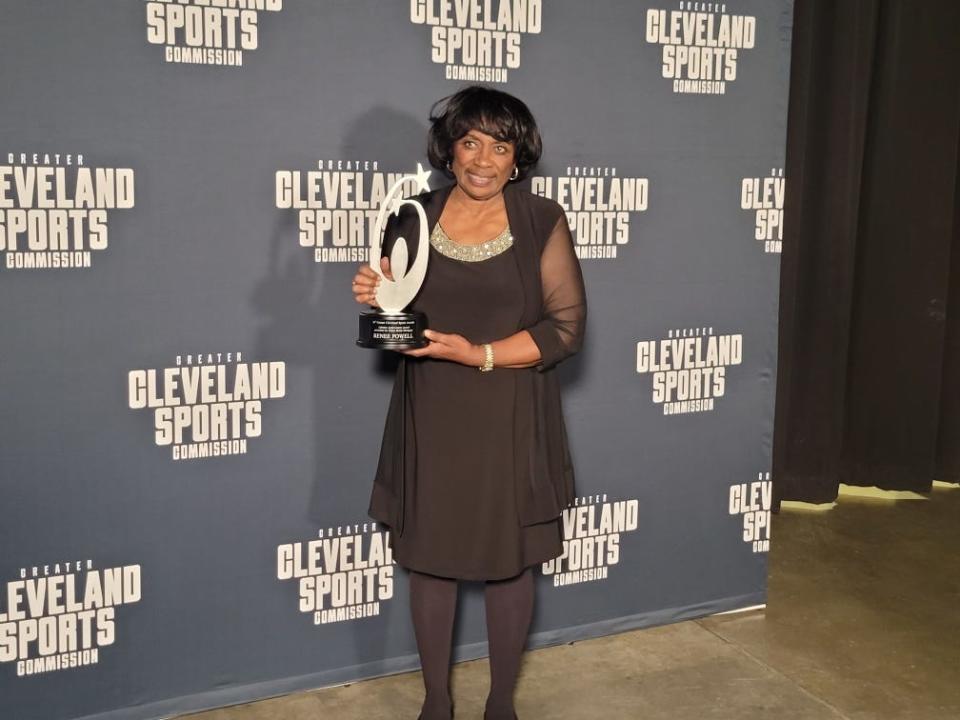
top-left (526, 213), bottom-right (587, 371)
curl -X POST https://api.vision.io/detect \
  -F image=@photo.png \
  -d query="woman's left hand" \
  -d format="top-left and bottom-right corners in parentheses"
top-left (399, 329), bottom-right (482, 367)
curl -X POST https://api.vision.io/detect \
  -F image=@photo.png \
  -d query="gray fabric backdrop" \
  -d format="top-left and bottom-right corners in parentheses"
top-left (0, 2), bottom-right (792, 718)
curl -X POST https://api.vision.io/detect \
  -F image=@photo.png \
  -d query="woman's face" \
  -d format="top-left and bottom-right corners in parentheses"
top-left (449, 128), bottom-right (516, 201)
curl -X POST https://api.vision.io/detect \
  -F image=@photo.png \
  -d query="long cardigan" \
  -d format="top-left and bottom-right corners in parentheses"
top-left (367, 180), bottom-right (587, 536)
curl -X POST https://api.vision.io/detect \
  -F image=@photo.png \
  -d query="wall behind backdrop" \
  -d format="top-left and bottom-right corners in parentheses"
top-left (0, 2), bottom-right (793, 719)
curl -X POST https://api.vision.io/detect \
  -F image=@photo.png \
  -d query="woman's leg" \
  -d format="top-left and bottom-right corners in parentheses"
top-left (409, 569), bottom-right (458, 719)
top-left (483, 566), bottom-right (534, 719)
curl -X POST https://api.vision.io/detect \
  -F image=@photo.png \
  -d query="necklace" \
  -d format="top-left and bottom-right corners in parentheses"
top-left (430, 223), bottom-right (514, 262)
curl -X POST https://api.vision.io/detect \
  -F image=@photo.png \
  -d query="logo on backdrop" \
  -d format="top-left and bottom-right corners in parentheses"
top-left (277, 522), bottom-right (395, 625)
top-left (645, 3), bottom-right (757, 94)
top-left (531, 167), bottom-right (649, 260)
top-left (275, 160), bottom-right (421, 264)
top-left (410, 0), bottom-right (542, 83)
top-left (0, 560), bottom-right (141, 677)
top-left (127, 352), bottom-right (286, 461)
top-left (636, 327), bottom-right (743, 415)
top-left (145, 0), bottom-right (283, 67)
top-left (541, 494), bottom-right (640, 587)
top-left (1, 152), bottom-right (135, 271)
top-left (729, 472), bottom-right (771, 552)
top-left (741, 168), bottom-right (784, 254)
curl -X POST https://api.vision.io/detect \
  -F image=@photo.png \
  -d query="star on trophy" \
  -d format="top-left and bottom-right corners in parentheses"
top-left (356, 163), bottom-right (432, 350)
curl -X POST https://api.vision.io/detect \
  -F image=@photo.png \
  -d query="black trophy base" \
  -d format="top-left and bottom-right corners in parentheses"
top-left (357, 310), bottom-right (429, 350)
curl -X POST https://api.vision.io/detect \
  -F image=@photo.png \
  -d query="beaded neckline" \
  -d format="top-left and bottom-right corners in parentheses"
top-left (430, 223), bottom-right (514, 262)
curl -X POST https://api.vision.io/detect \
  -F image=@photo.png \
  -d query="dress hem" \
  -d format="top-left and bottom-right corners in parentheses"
top-left (391, 553), bottom-right (558, 582)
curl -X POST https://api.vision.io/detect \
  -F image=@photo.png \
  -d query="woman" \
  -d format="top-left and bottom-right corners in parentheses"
top-left (351, 85), bottom-right (586, 720)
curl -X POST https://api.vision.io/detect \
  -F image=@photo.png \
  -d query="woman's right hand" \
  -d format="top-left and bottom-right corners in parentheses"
top-left (352, 257), bottom-right (393, 308)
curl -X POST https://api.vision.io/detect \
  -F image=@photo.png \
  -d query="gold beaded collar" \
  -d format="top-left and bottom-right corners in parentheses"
top-left (430, 222), bottom-right (514, 262)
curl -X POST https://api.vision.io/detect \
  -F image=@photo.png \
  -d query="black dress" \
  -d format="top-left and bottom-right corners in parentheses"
top-left (388, 222), bottom-right (564, 581)
top-left (368, 183), bottom-right (587, 580)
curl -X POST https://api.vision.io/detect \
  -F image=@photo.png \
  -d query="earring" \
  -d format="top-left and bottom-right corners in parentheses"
top-left (510, 166), bottom-right (519, 181)
top-left (446, 160), bottom-right (453, 172)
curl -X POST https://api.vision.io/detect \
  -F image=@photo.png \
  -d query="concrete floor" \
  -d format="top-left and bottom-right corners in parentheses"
top-left (182, 483), bottom-right (960, 720)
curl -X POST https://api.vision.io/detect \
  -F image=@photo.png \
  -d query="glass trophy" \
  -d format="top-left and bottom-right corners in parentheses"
top-left (357, 164), bottom-right (432, 350)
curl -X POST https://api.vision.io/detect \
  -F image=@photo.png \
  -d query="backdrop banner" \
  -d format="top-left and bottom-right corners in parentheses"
top-left (0, 2), bottom-right (793, 718)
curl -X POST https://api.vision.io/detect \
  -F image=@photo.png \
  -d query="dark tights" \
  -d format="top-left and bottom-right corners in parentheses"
top-left (409, 567), bottom-right (534, 720)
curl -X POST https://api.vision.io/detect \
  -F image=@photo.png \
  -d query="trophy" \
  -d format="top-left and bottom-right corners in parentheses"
top-left (357, 163), bottom-right (432, 350)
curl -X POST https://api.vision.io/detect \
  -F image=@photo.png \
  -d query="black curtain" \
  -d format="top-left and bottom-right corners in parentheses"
top-left (774, 0), bottom-right (960, 504)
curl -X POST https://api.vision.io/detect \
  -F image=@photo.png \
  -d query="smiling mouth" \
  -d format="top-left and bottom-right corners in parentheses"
top-left (466, 171), bottom-right (495, 185)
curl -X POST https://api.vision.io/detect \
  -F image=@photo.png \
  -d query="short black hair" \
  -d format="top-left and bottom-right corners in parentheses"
top-left (427, 85), bottom-right (543, 182)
